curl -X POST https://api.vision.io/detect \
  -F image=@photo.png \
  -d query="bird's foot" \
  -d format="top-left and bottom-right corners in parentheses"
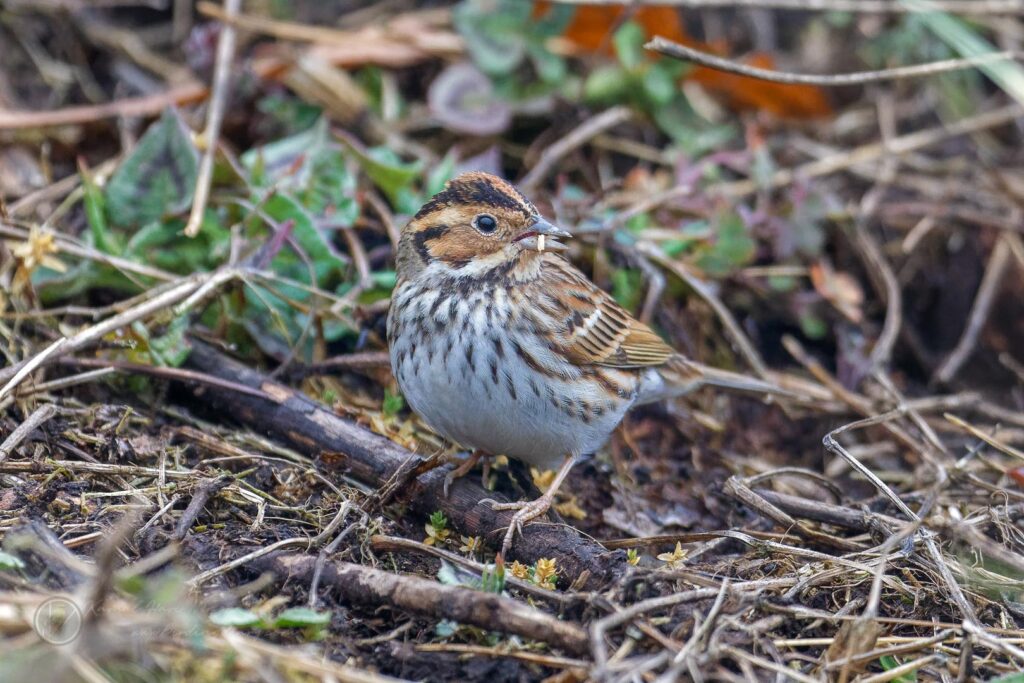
top-left (443, 450), bottom-right (488, 497)
top-left (483, 492), bottom-right (556, 558)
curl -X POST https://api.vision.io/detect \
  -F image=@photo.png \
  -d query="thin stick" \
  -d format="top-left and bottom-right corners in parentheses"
top-left (0, 269), bottom-right (237, 396)
top-left (0, 223), bottom-right (176, 282)
top-left (184, 0), bottom-right (240, 237)
top-left (647, 38), bottom-right (1022, 86)
top-left (934, 236), bottom-right (1012, 384)
top-left (0, 403), bottom-right (61, 464)
top-left (640, 243), bottom-right (770, 378)
top-left (520, 106), bottom-right (633, 191)
top-left (718, 104), bottom-right (1024, 198)
top-left (0, 81), bottom-right (207, 130)
top-left (859, 654), bottom-right (942, 683)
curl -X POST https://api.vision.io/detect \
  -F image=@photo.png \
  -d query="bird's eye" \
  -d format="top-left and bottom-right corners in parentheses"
top-left (473, 214), bottom-right (498, 234)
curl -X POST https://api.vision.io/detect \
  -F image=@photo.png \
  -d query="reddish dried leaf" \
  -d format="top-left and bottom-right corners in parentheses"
top-left (1008, 466), bottom-right (1024, 487)
top-left (535, 3), bottom-right (832, 120)
top-left (689, 53), bottom-right (833, 120)
top-left (810, 261), bottom-right (864, 323)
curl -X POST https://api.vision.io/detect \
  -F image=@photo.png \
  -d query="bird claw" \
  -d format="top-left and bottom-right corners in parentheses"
top-left (443, 450), bottom-right (484, 497)
top-left (480, 494), bottom-right (555, 557)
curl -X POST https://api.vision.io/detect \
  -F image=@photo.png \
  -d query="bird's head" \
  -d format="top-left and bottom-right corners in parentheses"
top-left (396, 171), bottom-right (571, 279)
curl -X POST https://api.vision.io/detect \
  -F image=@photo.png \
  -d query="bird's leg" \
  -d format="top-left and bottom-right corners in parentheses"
top-left (484, 454), bottom-right (577, 558)
top-left (443, 449), bottom-right (486, 497)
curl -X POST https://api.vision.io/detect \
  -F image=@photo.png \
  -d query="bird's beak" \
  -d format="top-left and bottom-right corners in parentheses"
top-left (513, 218), bottom-right (573, 252)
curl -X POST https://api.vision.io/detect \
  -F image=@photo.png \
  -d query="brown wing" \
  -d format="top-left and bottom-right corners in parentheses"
top-left (543, 258), bottom-right (674, 369)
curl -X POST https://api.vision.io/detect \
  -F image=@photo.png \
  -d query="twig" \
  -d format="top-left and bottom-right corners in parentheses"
top-left (196, 1), bottom-right (462, 57)
top-left (638, 242), bottom-right (770, 378)
top-left (647, 38), bottom-right (1023, 86)
top-left (822, 630), bottom-right (955, 671)
top-left (184, 0), bottom-right (240, 238)
top-left (858, 654), bottom-right (943, 683)
top-left (284, 351), bottom-right (391, 380)
top-left (173, 476), bottom-right (233, 540)
top-left (0, 403), bottom-right (61, 464)
top-left (0, 338), bottom-right (67, 405)
top-left (853, 213), bottom-right (902, 373)
top-left (0, 222), bottom-right (176, 282)
top-left (59, 357), bottom-right (273, 400)
top-left (520, 106), bottom-right (633, 191)
top-left (717, 104), bottom-right (1024, 198)
top-left (370, 534), bottom-right (573, 606)
top-left (945, 413), bottom-right (1024, 461)
top-left (934, 236), bottom-right (1012, 384)
top-left (413, 643), bottom-right (588, 670)
top-left (256, 553), bottom-right (590, 655)
top-left (0, 81), bottom-right (207, 130)
top-left (16, 368), bottom-right (118, 397)
top-left (591, 587), bottom-right (727, 672)
top-left (0, 269), bottom-right (238, 398)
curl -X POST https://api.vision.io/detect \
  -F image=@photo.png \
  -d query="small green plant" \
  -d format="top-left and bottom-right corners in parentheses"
top-left (209, 606), bottom-right (332, 640)
top-left (424, 510), bottom-right (451, 546)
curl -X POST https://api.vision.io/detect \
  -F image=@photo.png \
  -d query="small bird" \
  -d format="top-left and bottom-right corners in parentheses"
top-left (388, 171), bottom-right (786, 556)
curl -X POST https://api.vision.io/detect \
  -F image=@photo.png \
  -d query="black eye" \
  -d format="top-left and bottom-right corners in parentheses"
top-left (473, 214), bottom-right (497, 234)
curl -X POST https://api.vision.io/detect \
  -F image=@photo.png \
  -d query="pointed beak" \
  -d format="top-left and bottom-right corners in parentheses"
top-left (513, 218), bottom-right (573, 252)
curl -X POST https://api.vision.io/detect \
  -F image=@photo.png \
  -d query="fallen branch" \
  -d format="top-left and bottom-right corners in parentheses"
top-left (255, 553), bottom-right (590, 655)
top-left (182, 341), bottom-right (627, 589)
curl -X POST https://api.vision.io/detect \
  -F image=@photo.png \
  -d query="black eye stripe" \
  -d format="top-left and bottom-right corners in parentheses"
top-left (473, 214), bottom-right (497, 233)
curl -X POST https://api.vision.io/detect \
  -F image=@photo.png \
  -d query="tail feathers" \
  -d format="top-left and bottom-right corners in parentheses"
top-left (637, 355), bottom-right (799, 405)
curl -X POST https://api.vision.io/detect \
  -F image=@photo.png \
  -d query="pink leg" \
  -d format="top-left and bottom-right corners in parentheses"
top-left (484, 454), bottom-right (577, 557)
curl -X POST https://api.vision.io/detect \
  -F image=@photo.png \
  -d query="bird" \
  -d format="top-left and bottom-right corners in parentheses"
top-left (387, 171), bottom-right (788, 557)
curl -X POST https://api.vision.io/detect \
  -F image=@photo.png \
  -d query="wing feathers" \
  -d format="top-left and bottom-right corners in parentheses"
top-left (544, 259), bottom-right (674, 369)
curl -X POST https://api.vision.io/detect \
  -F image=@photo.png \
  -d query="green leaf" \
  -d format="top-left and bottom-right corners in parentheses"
top-left (426, 152), bottom-right (457, 197)
top-left (583, 65), bottom-right (632, 104)
top-left (768, 275), bottom-right (797, 292)
top-left (81, 166), bottom-right (119, 254)
top-left (382, 388), bottom-right (405, 417)
top-left (244, 117), bottom-right (359, 222)
top-left (430, 510), bottom-right (449, 531)
top-left (879, 654), bottom-right (917, 683)
top-left (106, 108), bottom-right (199, 228)
top-left (642, 63), bottom-right (677, 107)
top-left (262, 193), bottom-right (348, 279)
top-left (273, 607), bottom-right (331, 628)
top-left (908, 2), bottom-right (1024, 106)
top-left (341, 143), bottom-right (422, 208)
top-left (256, 93), bottom-right (322, 135)
top-left (527, 42), bottom-right (567, 84)
top-left (697, 212), bottom-right (756, 276)
top-left (243, 116), bottom-right (329, 185)
top-left (210, 608), bottom-right (263, 628)
top-left (480, 562), bottom-right (505, 594)
top-left (988, 674), bottom-right (1024, 683)
top-left (148, 316), bottom-right (192, 367)
top-left (613, 21), bottom-right (646, 71)
top-left (0, 550), bottom-right (25, 571)
top-left (454, 0), bottom-right (529, 76)
top-left (435, 619), bottom-right (458, 637)
top-left (611, 268), bottom-right (643, 313)
top-left (799, 313), bottom-right (828, 340)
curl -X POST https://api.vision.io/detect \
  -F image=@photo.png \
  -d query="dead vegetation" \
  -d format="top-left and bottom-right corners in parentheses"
top-left (2, 1), bottom-right (1024, 681)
